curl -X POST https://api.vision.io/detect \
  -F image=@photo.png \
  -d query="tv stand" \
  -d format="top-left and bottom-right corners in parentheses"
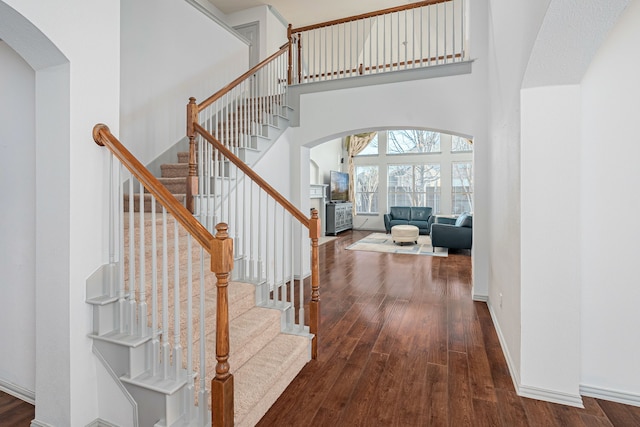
top-left (326, 202), bottom-right (353, 235)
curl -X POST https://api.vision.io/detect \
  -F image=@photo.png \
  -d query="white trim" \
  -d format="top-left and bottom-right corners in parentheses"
top-left (30, 421), bottom-right (55, 427)
top-left (519, 384), bottom-right (583, 408)
top-left (267, 5), bottom-right (289, 28)
top-left (487, 301), bottom-right (522, 392)
top-left (472, 293), bottom-right (488, 302)
top-left (85, 419), bottom-right (122, 427)
top-left (581, 384), bottom-right (640, 408)
top-left (184, 0), bottom-right (251, 46)
top-left (92, 345), bottom-right (139, 427)
top-left (0, 378), bottom-right (35, 405)
top-left (487, 302), bottom-right (584, 408)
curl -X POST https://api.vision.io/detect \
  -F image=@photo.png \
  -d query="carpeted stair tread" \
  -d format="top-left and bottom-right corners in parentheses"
top-left (160, 163), bottom-right (189, 178)
top-left (234, 333), bottom-right (310, 427)
top-left (227, 307), bottom-right (282, 373)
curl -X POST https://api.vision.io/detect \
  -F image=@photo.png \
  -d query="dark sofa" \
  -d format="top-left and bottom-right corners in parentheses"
top-left (383, 206), bottom-right (433, 235)
top-left (430, 212), bottom-right (472, 250)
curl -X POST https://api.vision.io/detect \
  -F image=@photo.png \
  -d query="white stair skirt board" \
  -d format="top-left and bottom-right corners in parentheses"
top-left (0, 379), bottom-right (35, 406)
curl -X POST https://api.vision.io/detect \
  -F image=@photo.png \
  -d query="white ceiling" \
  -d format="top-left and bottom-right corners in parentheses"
top-left (207, 0), bottom-right (416, 27)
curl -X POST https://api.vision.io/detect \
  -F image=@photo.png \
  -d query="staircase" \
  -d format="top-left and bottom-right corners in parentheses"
top-left (90, 28), bottom-right (321, 427)
top-left (87, 211), bottom-right (311, 426)
top-left (124, 96), bottom-right (291, 214)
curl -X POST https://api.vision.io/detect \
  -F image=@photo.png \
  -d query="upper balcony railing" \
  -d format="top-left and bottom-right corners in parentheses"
top-left (287, 0), bottom-right (467, 84)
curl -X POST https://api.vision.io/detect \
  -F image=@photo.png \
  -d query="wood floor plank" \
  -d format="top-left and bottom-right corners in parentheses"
top-left (365, 351), bottom-right (408, 425)
top-left (0, 392), bottom-right (34, 427)
top-left (393, 349), bottom-right (429, 426)
top-left (337, 351), bottom-right (389, 426)
top-left (597, 398), bottom-right (640, 427)
top-left (422, 362), bottom-right (448, 426)
top-left (473, 398), bottom-right (503, 427)
top-left (496, 389), bottom-right (530, 427)
top-left (448, 350), bottom-right (474, 426)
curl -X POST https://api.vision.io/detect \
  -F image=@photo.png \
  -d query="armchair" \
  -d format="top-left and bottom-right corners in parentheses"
top-left (430, 212), bottom-right (472, 250)
top-left (384, 206), bottom-right (433, 235)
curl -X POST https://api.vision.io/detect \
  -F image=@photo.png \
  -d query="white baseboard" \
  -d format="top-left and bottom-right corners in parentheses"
top-left (519, 384), bottom-right (583, 408)
top-left (487, 302), bottom-right (521, 390)
top-left (30, 421), bottom-right (55, 427)
top-left (0, 378), bottom-right (35, 405)
top-left (581, 384), bottom-right (640, 407)
top-left (86, 419), bottom-right (121, 427)
top-left (486, 302), bottom-right (584, 408)
top-left (472, 293), bottom-right (488, 302)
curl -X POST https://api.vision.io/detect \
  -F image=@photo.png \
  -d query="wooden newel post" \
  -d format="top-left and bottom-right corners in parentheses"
top-left (287, 24), bottom-right (293, 85)
top-left (309, 209), bottom-right (321, 359)
top-left (211, 223), bottom-right (234, 427)
top-left (186, 97), bottom-right (199, 214)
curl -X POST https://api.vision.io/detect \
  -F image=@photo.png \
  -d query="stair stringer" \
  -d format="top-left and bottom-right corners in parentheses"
top-left (92, 344), bottom-right (139, 427)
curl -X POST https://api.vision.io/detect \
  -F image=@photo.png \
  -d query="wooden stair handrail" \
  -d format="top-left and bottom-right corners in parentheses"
top-left (290, 0), bottom-right (450, 34)
top-left (93, 124), bottom-right (214, 251)
top-left (198, 44), bottom-right (290, 111)
top-left (194, 123), bottom-right (311, 228)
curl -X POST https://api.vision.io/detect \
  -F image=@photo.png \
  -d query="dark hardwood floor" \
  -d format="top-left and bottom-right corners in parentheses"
top-left (0, 391), bottom-right (34, 427)
top-left (258, 230), bottom-right (640, 427)
top-left (3, 230), bottom-right (640, 426)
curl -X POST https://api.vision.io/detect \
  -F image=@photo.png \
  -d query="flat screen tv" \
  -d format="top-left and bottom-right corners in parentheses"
top-left (330, 170), bottom-right (349, 202)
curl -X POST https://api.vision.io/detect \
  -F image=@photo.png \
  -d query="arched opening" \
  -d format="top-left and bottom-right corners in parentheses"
top-left (0, 0), bottom-right (70, 414)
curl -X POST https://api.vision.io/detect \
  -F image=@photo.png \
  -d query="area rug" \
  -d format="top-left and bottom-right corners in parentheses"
top-left (346, 232), bottom-right (448, 257)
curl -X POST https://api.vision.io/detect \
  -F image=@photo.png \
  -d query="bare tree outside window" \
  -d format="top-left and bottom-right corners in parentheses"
top-left (452, 162), bottom-right (473, 214)
top-left (452, 135), bottom-right (473, 152)
top-left (387, 130), bottom-right (441, 154)
top-left (355, 165), bottom-right (379, 213)
top-left (388, 164), bottom-right (441, 212)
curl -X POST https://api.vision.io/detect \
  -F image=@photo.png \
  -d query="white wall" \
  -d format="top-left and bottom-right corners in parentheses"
top-left (1, 1), bottom-right (120, 425)
top-left (580, 0), bottom-right (640, 403)
top-left (226, 5), bottom-right (288, 62)
top-left (310, 137), bottom-right (343, 184)
top-left (520, 85), bottom-right (582, 404)
top-left (485, 0), bottom-right (551, 388)
top-left (120, 0), bottom-right (249, 165)
top-left (0, 41), bottom-right (36, 398)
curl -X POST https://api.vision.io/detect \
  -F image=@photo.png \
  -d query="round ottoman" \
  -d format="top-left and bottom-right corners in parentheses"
top-left (391, 224), bottom-right (419, 245)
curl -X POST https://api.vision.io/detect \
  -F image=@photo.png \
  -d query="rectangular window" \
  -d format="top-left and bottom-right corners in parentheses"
top-left (452, 135), bottom-right (473, 152)
top-left (387, 164), bottom-right (441, 212)
top-left (452, 162), bottom-right (473, 214)
top-left (355, 165), bottom-right (379, 213)
top-left (387, 130), bottom-right (441, 154)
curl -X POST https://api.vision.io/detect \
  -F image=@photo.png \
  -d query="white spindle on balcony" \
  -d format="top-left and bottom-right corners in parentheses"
top-left (289, 0), bottom-right (467, 84)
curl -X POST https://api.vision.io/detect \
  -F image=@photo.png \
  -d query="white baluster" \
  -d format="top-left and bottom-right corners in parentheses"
top-left (298, 221), bottom-right (305, 332)
top-left (198, 246), bottom-right (209, 424)
top-left (289, 214), bottom-right (294, 328)
top-left (173, 220), bottom-right (182, 379)
top-left (129, 177), bottom-right (136, 334)
top-left (258, 189), bottom-right (263, 283)
top-left (138, 181), bottom-right (147, 337)
top-left (151, 195), bottom-right (159, 376)
top-left (119, 165), bottom-right (126, 333)
top-left (162, 208), bottom-right (170, 379)
top-left (186, 234), bottom-right (195, 421)
top-left (428, 5), bottom-right (432, 65)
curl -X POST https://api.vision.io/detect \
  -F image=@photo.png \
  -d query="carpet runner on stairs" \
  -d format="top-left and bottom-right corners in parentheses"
top-left (117, 213), bottom-right (311, 425)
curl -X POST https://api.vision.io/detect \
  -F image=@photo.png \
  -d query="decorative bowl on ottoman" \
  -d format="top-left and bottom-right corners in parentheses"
top-left (391, 224), bottom-right (420, 245)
